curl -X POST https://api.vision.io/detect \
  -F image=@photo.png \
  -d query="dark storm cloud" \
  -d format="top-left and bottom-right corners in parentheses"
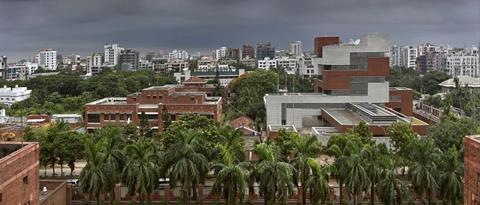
top-left (0, 0), bottom-right (478, 60)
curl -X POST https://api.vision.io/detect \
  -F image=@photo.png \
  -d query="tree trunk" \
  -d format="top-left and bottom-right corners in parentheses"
top-left (52, 162), bottom-right (55, 177)
top-left (110, 189), bottom-right (115, 205)
top-left (339, 178), bottom-right (343, 205)
top-left (147, 192), bottom-right (152, 205)
top-left (353, 194), bottom-right (357, 205)
top-left (191, 182), bottom-right (197, 201)
top-left (60, 164), bottom-right (64, 176)
top-left (96, 192), bottom-right (100, 205)
top-left (44, 166), bottom-right (47, 177)
top-left (371, 183), bottom-right (375, 204)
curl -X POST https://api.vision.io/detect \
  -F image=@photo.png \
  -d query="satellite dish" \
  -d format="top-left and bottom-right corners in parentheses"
top-left (354, 39), bottom-right (361, 45)
top-left (127, 117), bottom-right (131, 124)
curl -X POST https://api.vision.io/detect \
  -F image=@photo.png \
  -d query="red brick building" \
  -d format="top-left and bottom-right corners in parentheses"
top-left (0, 141), bottom-right (40, 205)
top-left (464, 135), bottom-right (480, 205)
top-left (84, 83), bottom-right (222, 132)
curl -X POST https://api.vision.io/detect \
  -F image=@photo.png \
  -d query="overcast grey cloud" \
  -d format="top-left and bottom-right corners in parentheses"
top-left (0, 0), bottom-right (479, 60)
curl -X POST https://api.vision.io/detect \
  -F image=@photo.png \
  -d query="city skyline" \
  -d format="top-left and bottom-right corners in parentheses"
top-left (0, 0), bottom-right (479, 61)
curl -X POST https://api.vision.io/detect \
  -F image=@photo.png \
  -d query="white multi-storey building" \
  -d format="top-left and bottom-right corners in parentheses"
top-left (168, 50), bottom-right (189, 60)
top-left (257, 57), bottom-right (277, 69)
top-left (6, 62), bottom-right (38, 81)
top-left (299, 57), bottom-right (319, 77)
top-left (104, 44), bottom-right (122, 66)
top-left (215, 46), bottom-right (228, 60)
top-left (289, 41), bottom-right (303, 57)
top-left (390, 45), bottom-right (417, 69)
top-left (276, 57), bottom-right (298, 73)
top-left (446, 47), bottom-right (479, 77)
top-left (87, 53), bottom-right (104, 75)
top-left (0, 85), bottom-right (31, 106)
top-left (37, 49), bottom-right (57, 70)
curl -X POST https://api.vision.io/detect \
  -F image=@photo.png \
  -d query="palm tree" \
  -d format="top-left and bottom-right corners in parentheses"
top-left (306, 159), bottom-right (331, 205)
top-left (345, 154), bottom-right (369, 205)
top-left (360, 145), bottom-right (382, 204)
top-left (211, 144), bottom-right (248, 205)
top-left (122, 139), bottom-right (159, 204)
top-left (376, 167), bottom-right (406, 205)
top-left (164, 129), bottom-right (209, 203)
top-left (216, 125), bottom-right (246, 162)
top-left (79, 138), bottom-right (109, 205)
top-left (409, 138), bottom-right (440, 203)
top-left (98, 126), bottom-right (126, 205)
top-left (327, 135), bottom-right (362, 204)
top-left (255, 143), bottom-right (294, 205)
top-left (290, 135), bottom-right (321, 205)
top-left (439, 148), bottom-right (463, 204)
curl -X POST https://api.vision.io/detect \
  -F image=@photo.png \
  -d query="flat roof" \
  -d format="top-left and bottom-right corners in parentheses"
top-left (143, 84), bottom-right (178, 90)
top-left (86, 97), bottom-right (128, 105)
top-left (390, 87), bottom-right (412, 91)
top-left (268, 125), bottom-right (297, 132)
top-left (323, 108), bottom-right (362, 125)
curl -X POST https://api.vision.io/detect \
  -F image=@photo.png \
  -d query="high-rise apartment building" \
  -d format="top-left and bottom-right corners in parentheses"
top-left (104, 44), bottom-right (122, 66)
top-left (289, 41), bottom-right (303, 57)
top-left (168, 50), bottom-right (189, 60)
top-left (215, 46), bottom-right (228, 60)
top-left (446, 47), bottom-right (479, 77)
top-left (390, 45), bottom-right (417, 69)
top-left (119, 48), bottom-right (140, 71)
top-left (37, 49), bottom-right (57, 70)
top-left (1, 56), bottom-right (7, 79)
top-left (256, 42), bottom-right (275, 65)
top-left (242, 44), bottom-right (255, 59)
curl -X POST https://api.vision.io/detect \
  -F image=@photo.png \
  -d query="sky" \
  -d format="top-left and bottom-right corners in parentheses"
top-left (0, 0), bottom-right (479, 61)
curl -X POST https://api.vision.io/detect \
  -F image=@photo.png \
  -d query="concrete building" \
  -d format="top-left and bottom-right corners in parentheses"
top-left (275, 57), bottom-right (298, 72)
top-left (298, 57), bottom-right (319, 78)
top-left (87, 53), bottom-right (104, 75)
top-left (256, 42), bottom-right (275, 65)
top-left (446, 47), bottom-right (479, 77)
top-left (464, 135), bottom-right (480, 205)
top-left (37, 49), bottom-right (57, 70)
top-left (0, 85), bottom-right (31, 106)
top-left (289, 41), bottom-right (303, 57)
top-left (174, 67), bottom-right (245, 87)
top-left (439, 76), bottom-right (480, 93)
top-left (0, 141), bottom-right (40, 205)
top-left (227, 48), bottom-right (240, 61)
top-left (119, 48), bottom-right (140, 71)
top-left (1, 56), bottom-right (7, 79)
top-left (104, 44), bottom-right (122, 66)
top-left (165, 59), bottom-right (189, 73)
top-left (264, 34), bottom-right (425, 143)
top-left (257, 57), bottom-right (276, 69)
top-left (138, 59), bottom-right (154, 70)
top-left (198, 57), bottom-right (217, 69)
top-left (84, 84), bottom-right (222, 132)
top-left (168, 50), bottom-right (189, 60)
top-left (240, 56), bottom-right (256, 68)
top-left (215, 46), bottom-right (228, 60)
top-left (390, 45), bottom-right (417, 69)
top-left (6, 62), bottom-right (38, 81)
top-left (242, 44), bottom-right (255, 59)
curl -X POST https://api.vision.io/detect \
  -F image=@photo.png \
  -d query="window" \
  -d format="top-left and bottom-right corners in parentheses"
top-left (87, 114), bottom-right (100, 123)
top-left (120, 114), bottom-right (125, 121)
top-left (281, 120), bottom-right (286, 125)
top-left (23, 176), bottom-right (28, 184)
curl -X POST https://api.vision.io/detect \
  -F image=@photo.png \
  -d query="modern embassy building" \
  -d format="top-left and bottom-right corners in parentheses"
top-left (265, 33), bottom-right (428, 143)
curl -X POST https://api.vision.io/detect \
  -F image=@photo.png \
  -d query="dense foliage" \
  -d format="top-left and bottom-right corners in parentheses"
top-left (388, 66), bottom-right (449, 95)
top-left (5, 69), bottom-right (176, 115)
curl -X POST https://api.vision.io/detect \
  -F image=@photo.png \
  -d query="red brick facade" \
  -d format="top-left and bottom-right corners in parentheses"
top-left (0, 142), bottom-right (40, 205)
top-left (385, 88), bottom-right (414, 116)
top-left (84, 84), bottom-right (221, 132)
top-left (314, 57), bottom-right (389, 93)
top-left (464, 136), bottom-right (480, 205)
top-left (314, 36), bottom-right (340, 57)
